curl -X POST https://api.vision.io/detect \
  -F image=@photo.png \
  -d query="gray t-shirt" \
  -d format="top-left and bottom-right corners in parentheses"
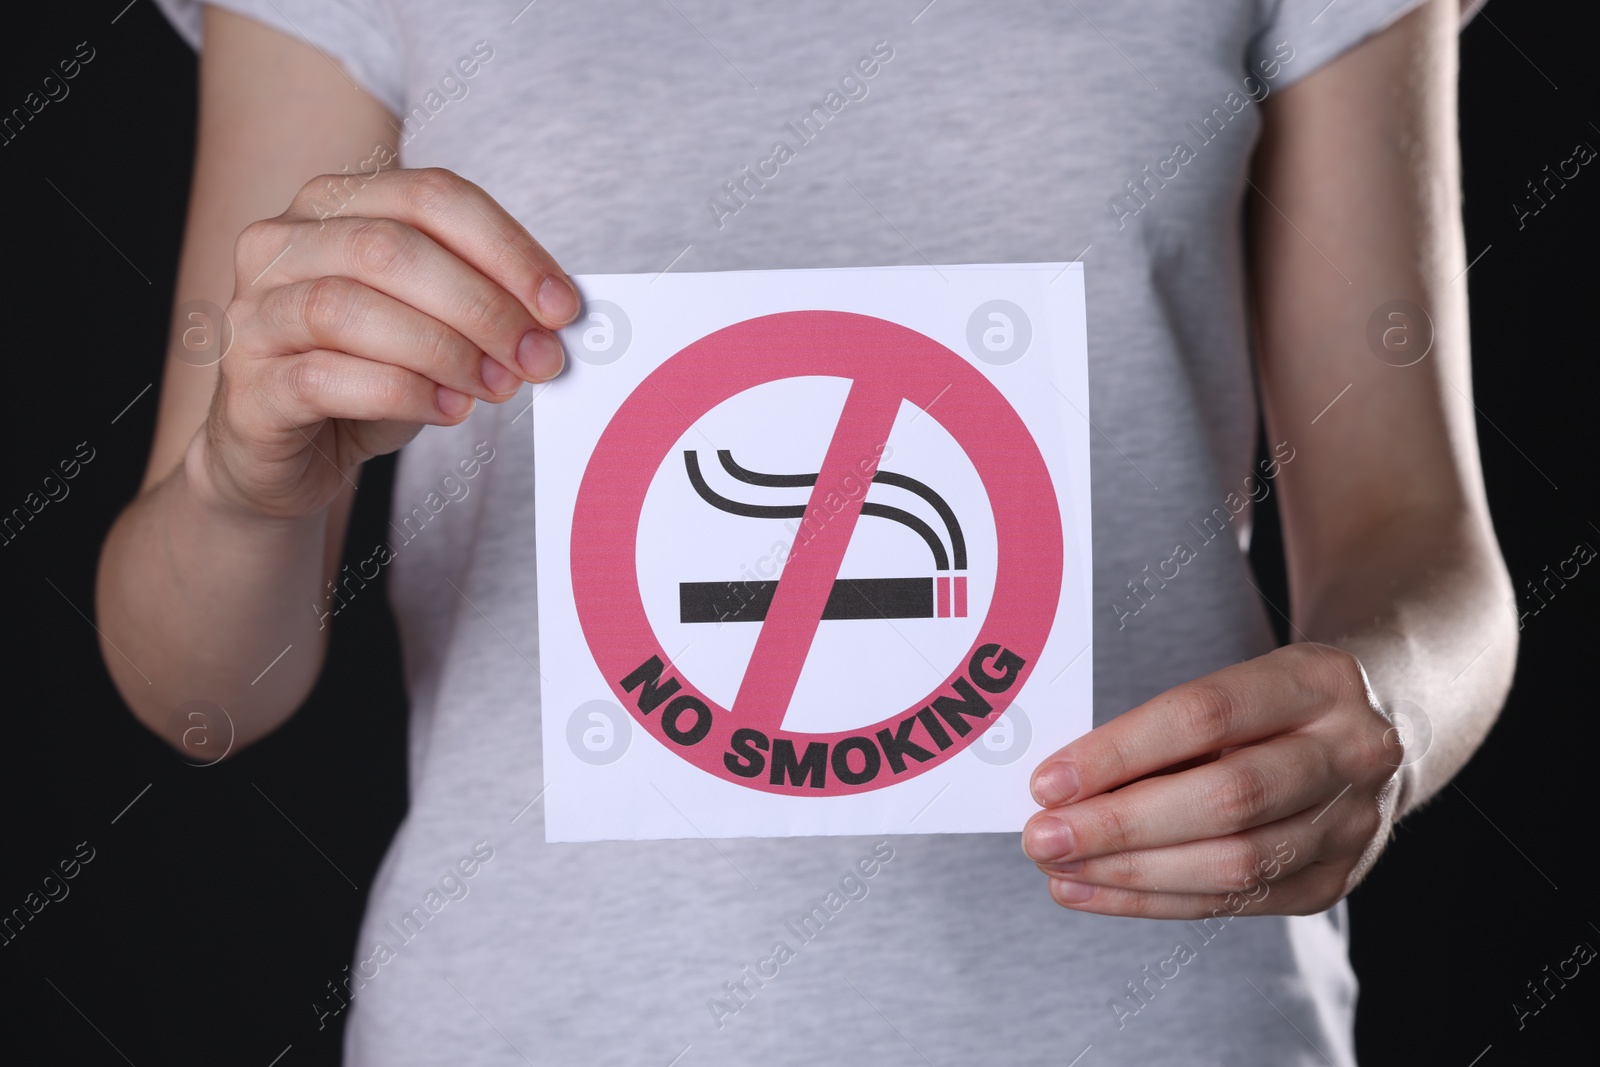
top-left (159, 1), bottom-right (1424, 1063)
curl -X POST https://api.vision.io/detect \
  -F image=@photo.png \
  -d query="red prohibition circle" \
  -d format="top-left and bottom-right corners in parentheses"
top-left (571, 311), bottom-right (1063, 795)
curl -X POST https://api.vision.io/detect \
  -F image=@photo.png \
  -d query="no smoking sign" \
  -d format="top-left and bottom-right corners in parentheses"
top-left (535, 266), bottom-right (1092, 841)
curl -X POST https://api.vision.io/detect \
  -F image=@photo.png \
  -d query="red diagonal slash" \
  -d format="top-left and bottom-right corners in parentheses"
top-left (730, 378), bottom-right (904, 731)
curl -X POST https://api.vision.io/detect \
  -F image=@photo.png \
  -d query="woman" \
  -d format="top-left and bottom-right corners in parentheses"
top-left (99, 0), bottom-right (1514, 1062)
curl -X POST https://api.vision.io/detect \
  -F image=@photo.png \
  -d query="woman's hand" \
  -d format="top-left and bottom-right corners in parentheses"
top-left (1021, 643), bottom-right (1405, 917)
top-left (190, 166), bottom-right (577, 521)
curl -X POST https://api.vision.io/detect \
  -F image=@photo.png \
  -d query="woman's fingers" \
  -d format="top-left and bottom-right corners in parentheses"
top-left (1022, 734), bottom-right (1334, 865)
top-left (1037, 817), bottom-right (1354, 918)
top-left (261, 276), bottom-right (520, 402)
top-left (1044, 856), bottom-right (1349, 919)
top-left (259, 348), bottom-right (477, 429)
top-left (1029, 789), bottom-right (1387, 894)
top-left (1028, 644), bottom-right (1364, 808)
top-left (282, 167), bottom-right (578, 330)
top-left (200, 167), bottom-right (571, 522)
top-left (238, 215), bottom-right (565, 384)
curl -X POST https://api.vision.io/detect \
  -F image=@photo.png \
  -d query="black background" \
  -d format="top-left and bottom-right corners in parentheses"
top-left (1, 2), bottom-right (1594, 1064)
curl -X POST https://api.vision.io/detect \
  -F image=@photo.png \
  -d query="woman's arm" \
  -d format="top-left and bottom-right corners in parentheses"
top-left (1019, 0), bottom-right (1516, 916)
top-left (97, 9), bottom-right (396, 749)
top-left (1250, 0), bottom-right (1515, 816)
top-left (96, 8), bottom-right (573, 753)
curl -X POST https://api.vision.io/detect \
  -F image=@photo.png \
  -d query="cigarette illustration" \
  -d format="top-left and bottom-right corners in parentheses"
top-left (678, 449), bottom-right (968, 623)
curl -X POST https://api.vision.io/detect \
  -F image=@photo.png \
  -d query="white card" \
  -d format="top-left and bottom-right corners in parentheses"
top-left (533, 263), bottom-right (1092, 842)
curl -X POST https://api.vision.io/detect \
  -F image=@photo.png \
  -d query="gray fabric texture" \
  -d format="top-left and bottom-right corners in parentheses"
top-left (156, 1), bottom-right (1429, 1063)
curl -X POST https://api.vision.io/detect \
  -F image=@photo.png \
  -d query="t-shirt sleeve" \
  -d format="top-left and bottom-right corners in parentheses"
top-left (150, 0), bottom-right (405, 114)
top-left (1250, 0), bottom-right (1430, 89)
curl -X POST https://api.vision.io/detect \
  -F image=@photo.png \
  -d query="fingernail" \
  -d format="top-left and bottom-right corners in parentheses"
top-left (480, 355), bottom-right (519, 396)
top-left (1032, 763), bottom-right (1081, 807)
top-left (1022, 817), bottom-right (1074, 863)
top-left (1051, 880), bottom-right (1094, 904)
top-left (436, 386), bottom-right (474, 418)
top-left (517, 329), bottom-right (565, 380)
top-left (537, 275), bottom-right (578, 325)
